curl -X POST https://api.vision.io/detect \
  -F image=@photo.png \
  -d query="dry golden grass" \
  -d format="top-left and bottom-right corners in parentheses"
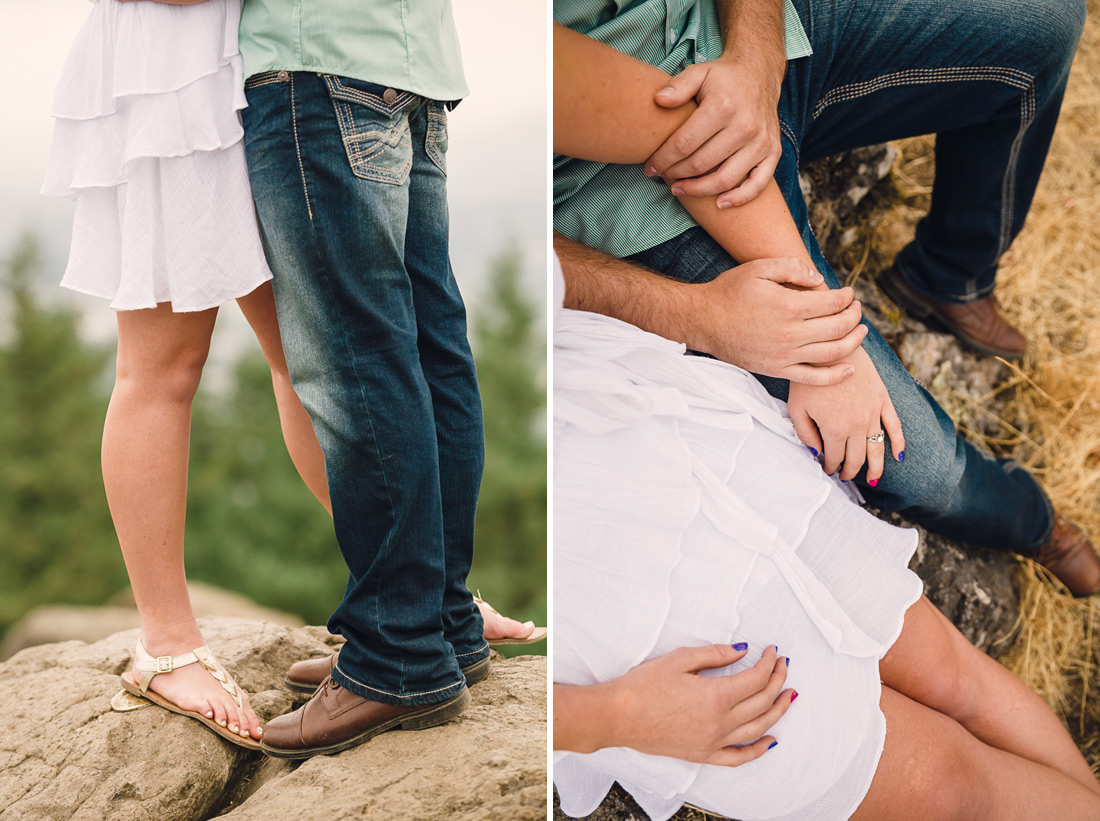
top-left (866, 1), bottom-right (1100, 772)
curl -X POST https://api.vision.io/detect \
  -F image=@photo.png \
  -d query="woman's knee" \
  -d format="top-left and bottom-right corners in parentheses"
top-left (115, 337), bottom-right (211, 404)
top-left (857, 689), bottom-right (992, 821)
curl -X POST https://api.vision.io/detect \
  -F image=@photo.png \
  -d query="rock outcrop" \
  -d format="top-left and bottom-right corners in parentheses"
top-left (0, 618), bottom-right (547, 821)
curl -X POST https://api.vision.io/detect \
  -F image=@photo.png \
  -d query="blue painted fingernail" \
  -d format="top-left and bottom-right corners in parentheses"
top-left (785, 657), bottom-right (790, 667)
top-left (807, 446), bottom-right (818, 457)
top-left (767, 740), bottom-right (778, 750)
top-left (898, 450), bottom-right (906, 462)
top-left (732, 642), bottom-right (748, 652)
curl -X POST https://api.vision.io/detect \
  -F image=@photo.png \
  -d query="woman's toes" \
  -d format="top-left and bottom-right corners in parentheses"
top-left (211, 701), bottom-right (229, 728)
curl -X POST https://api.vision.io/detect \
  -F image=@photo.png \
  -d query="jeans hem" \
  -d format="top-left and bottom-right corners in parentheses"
top-left (454, 641), bottom-right (490, 660)
top-left (331, 663), bottom-right (467, 707)
top-left (894, 253), bottom-right (998, 305)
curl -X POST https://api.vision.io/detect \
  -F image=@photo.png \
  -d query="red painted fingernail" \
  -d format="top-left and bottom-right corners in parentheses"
top-left (791, 690), bottom-right (798, 703)
top-left (868, 478), bottom-right (878, 487)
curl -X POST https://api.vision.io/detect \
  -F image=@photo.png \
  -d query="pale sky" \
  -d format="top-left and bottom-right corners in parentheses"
top-left (0, 1), bottom-right (547, 344)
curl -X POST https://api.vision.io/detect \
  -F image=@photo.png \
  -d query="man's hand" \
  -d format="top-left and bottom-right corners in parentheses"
top-left (644, 57), bottom-right (783, 208)
top-left (688, 258), bottom-right (866, 386)
top-left (787, 346), bottom-right (906, 484)
top-left (557, 644), bottom-right (794, 765)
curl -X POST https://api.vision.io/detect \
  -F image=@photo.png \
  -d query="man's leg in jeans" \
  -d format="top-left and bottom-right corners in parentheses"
top-left (242, 72), bottom-right (469, 707)
top-left (792, 0), bottom-right (1085, 355)
top-left (404, 101), bottom-right (489, 665)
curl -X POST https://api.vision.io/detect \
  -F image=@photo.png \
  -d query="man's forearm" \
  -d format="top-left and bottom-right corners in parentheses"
top-left (554, 232), bottom-right (701, 349)
top-left (716, 0), bottom-right (787, 80)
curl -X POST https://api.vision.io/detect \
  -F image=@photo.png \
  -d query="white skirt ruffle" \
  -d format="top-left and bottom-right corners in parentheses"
top-left (43, 0), bottom-right (271, 312)
top-left (553, 309), bottom-right (924, 821)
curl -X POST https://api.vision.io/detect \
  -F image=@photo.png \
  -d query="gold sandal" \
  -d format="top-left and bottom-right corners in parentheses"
top-left (114, 641), bottom-right (261, 750)
top-left (475, 593), bottom-right (547, 646)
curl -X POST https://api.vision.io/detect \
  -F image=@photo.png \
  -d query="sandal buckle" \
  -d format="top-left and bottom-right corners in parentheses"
top-left (155, 655), bottom-right (173, 673)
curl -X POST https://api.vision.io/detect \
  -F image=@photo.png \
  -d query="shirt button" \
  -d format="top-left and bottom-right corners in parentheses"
top-left (382, 88), bottom-right (399, 104)
top-left (276, 70), bottom-right (289, 81)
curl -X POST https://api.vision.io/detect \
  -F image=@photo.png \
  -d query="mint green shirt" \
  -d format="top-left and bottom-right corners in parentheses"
top-left (554, 0), bottom-right (812, 258)
top-left (239, 0), bottom-right (469, 101)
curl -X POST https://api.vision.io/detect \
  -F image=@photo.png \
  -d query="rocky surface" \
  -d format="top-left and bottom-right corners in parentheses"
top-left (0, 618), bottom-right (547, 821)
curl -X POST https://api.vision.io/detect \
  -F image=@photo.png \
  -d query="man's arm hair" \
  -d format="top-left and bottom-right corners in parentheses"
top-left (554, 231), bottom-right (698, 348)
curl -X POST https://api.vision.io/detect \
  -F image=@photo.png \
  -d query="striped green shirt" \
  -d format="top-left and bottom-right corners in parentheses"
top-left (554, 0), bottom-right (812, 258)
top-left (239, 0), bottom-right (469, 102)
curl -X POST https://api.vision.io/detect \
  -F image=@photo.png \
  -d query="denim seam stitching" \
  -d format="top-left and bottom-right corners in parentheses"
top-left (778, 118), bottom-right (799, 163)
top-left (454, 641), bottom-right (489, 658)
top-left (288, 74), bottom-right (314, 221)
top-left (244, 71), bottom-right (285, 90)
top-left (998, 85), bottom-right (1036, 258)
top-left (326, 76), bottom-right (415, 116)
top-left (334, 662), bottom-right (463, 699)
top-left (812, 66), bottom-right (1032, 119)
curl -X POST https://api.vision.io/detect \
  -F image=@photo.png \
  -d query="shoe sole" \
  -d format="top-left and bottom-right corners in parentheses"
top-left (260, 686), bottom-right (471, 759)
top-left (284, 654), bottom-right (492, 696)
top-left (877, 269), bottom-right (1025, 361)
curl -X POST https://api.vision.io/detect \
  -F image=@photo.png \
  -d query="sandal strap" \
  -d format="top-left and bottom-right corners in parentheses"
top-left (473, 590), bottom-right (501, 617)
top-left (132, 642), bottom-right (244, 708)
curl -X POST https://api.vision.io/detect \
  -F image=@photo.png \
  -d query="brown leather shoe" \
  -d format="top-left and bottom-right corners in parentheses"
top-left (878, 266), bottom-right (1027, 360)
top-left (1027, 515), bottom-right (1100, 597)
top-left (260, 676), bottom-right (471, 759)
top-left (285, 650), bottom-right (490, 695)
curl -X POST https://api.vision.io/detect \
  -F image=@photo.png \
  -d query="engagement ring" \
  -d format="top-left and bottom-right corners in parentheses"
top-left (866, 432), bottom-right (885, 444)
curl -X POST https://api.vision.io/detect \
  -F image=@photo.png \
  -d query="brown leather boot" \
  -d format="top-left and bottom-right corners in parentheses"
top-left (1027, 515), bottom-right (1100, 597)
top-left (878, 266), bottom-right (1027, 360)
top-left (284, 650), bottom-right (490, 695)
top-left (261, 676), bottom-right (470, 759)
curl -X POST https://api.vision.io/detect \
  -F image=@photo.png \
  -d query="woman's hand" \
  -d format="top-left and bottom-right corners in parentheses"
top-left (687, 258), bottom-right (867, 386)
top-left (555, 644), bottom-right (795, 766)
top-left (787, 345), bottom-right (906, 484)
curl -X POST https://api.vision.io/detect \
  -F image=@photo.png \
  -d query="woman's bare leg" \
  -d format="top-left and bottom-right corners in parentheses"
top-left (236, 283), bottom-right (331, 514)
top-left (104, 303), bottom-right (261, 740)
top-left (880, 595), bottom-right (1099, 794)
top-left (852, 686), bottom-right (1100, 821)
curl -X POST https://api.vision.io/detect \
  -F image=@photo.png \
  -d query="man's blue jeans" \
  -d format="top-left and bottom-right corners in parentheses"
top-left (241, 72), bottom-right (489, 706)
top-left (631, 0), bottom-right (1085, 551)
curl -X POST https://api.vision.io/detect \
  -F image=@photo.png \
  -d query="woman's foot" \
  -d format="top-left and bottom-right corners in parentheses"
top-left (131, 634), bottom-right (263, 741)
top-left (475, 596), bottom-right (546, 644)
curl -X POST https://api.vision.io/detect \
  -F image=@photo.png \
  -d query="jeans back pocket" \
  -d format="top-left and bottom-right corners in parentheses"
top-left (323, 75), bottom-right (416, 185)
top-left (426, 101), bottom-right (448, 175)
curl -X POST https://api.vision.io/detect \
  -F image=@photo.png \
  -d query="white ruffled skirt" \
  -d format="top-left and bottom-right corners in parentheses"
top-left (553, 309), bottom-right (924, 821)
top-left (42, 0), bottom-right (271, 312)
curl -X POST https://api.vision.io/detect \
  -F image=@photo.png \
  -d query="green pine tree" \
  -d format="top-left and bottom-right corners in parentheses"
top-left (0, 235), bottom-right (123, 630)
